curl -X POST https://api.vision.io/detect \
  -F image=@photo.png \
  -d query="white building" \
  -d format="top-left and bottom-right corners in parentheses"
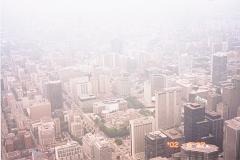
top-left (38, 120), bottom-right (55, 147)
top-left (93, 98), bottom-right (127, 115)
top-left (93, 139), bottom-right (112, 160)
top-left (55, 141), bottom-right (83, 160)
top-left (155, 87), bottom-right (181, 130)
top-left (130, 117), bottom-right (155, 158)
top-left (144, 74), bottom-right (167, 107)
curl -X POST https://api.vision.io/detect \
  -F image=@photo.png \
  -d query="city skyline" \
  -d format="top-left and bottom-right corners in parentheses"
top-left (1, 0), bottom-right (240, 160)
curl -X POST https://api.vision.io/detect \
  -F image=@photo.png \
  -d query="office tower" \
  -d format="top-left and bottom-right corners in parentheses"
top-left (54, 118), bottom-right (61, 138)
top-left (93, 139), bottom-right (112, 160)
top-left (216, 102), bottom-right (229, 120)
top-left (28, 101), bottom-right (51, 121)
top-left (206, 92), bottom-right (221, 111)
top-left (223, 117), bottom-right (240, 160)
top-left (144, 74), bottom-right (167, 107)
top-left (184, 103), bottom-right (210, 142)
top-left (178, 53), bottom-right (193, 76)
top-left (181, 142), bottom-right (219, 160)
top-left (212, 53), bottom-right (227, 85)
top-left (155, 87), bottom-right (181, 130)
top-left (70, 121), bottom-right (83, 138)
top-left (46, 80), bottom-right (63, 111)
top-left (114, 73), bottom-right (130, 97)
top-left (150, 74), bottom-right (167, 93)
top-left (130, 117), bottom-right (154, 158)
top-left (38, 121), bottom-right (55, 147)
top-left (55, 141), bottom-right (83, 160)
top-left (82, 133), bottom-right (96, 159)
top-left (222, 85), bottom-right (238, 119)
top-left (205, 111), bottom-right (223, 150)
top-left (144, 131), bottom-right (169, 160)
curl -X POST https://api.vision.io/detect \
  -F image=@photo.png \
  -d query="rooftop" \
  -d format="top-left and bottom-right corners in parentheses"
top-left (225, 117), bottom-right (240, 130)
top-left (182, 142), bottom-right (218, 153)
top-left (185, 103), bottom-right (203, 109)
top-left (146, 131), bottom-right (167, 140)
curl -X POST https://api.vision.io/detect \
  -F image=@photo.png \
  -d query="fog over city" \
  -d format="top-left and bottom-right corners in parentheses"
top-left (2, 0), bottom-right (240, 54)
top-left (1, 0), bottom-right (240, 160)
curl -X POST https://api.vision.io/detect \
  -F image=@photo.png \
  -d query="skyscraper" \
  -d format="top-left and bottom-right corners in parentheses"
top-left (205, 111), bottom-right (223, 151)
top-left (184, 103), bottom-right (210, 142)
top-left (46, 80), bottom-right (63, 111)
top-left (93, 139), bottom-right (112, 160)
top-left (144, 74), bottom-right (167, 107)
top-left (212, 53), bottom-right (227, 85)
top-left (223, 117), bottom-right (240, 160)
top-left (144, 131), bottom-right (169, 160)
top-left (150, 74), bottom-right (167, 93)
top-left (155, 87), bottom-right (181, 130)
top-left (130, 117), bottom-right (155, 158)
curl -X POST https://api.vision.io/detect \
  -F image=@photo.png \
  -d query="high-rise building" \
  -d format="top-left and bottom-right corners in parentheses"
top-left (216, 102), bottom-right (229, 120)
top-left (212, 53), bottom-right (227, 85)
top-left (205, 111), bottom-right (223, 150)
top-left (46, 80), bottom-right (63, 111)
top-left (130, 117), bottom-right (155, 158)
top-left (206, 92), bottom-right (222, 111)
top-left (155, 87), bottom-right (181, 130)
top-left (181, 142), bottom-right (219, 160)
top-left (55, 141), bottom-right (83, 160)
top-left (222, 85), bottom-right (238, 119)
top-left (184, 103), bottom-right (210, 142)
top-left (93, 139), bottom-right (112, 160)
top-left (82, 133), bottom-right (96, 160)
top-left (54, 118), bottom-right (61, 138)
top-left (113, 73), bottom-right (130, 97)
top-left (150, 74), bottom-right (167, 93)
top-left (223, 117), bottom-right (240, 160)
top-left (28, 101), bottom-right (51, 121)
top-left (144, 131), bottom-right (169, 160)
top-left (38, 120), bottom-right (55, 147)
top-left (144, 74), bottom-right (167, 107)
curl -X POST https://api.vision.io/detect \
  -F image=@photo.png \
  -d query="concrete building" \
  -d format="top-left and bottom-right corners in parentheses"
top-left (46, 80), bottom-right (63, 111)
top-left (155, 87), bottom-right (181, 130)
top-left (144, 131), bottom-right (169, 160)
top-left (206, 92), bottom-right (222, 111)
top-left (144, 74), bottom-right (167, 107)
top-left (93, 98), bottom-right (127, 115)
top-left (82, 133), bottom-right (96, 160)
top-left (223, 117), bottom-right (240, 160)
top-left (113, 73), bottom-right (130, 97)
top-left (38, 120), bottom-right (55, 147)
top-left (205, 111), bottom-right (223, 151)
top-left (216, 102), bottom-right (229, 120)
top-left (69, 76), bottom-right (95, 102)
top-left (184, 103), bottom-right (210, 142)
top-left (93, 139), bottom-right (112, 160)
top-left (130, 117), bottom-right (155, 158)
top-left (181, 142), bottom-right (219, 160)
top-left (212, 53), bottom-right (227, 85)
top-left (28, 101), bottom-right (51, 121)
top-left (55, 141), bottom-right (83, 160)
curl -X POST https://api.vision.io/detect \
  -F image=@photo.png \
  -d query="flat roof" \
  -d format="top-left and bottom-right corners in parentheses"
top-left (182, 142), bottom-right (218, 153)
